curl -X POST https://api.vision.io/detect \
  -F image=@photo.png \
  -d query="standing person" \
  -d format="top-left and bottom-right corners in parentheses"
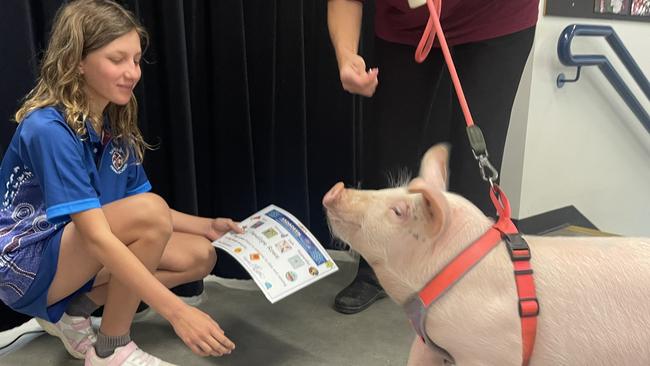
top-left (0, 0), bottom-right (241, 364)
top-left (327, 0), bottom-right (538, 314)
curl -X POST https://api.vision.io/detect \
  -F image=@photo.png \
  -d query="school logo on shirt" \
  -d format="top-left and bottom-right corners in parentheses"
top-left (109, 146), bottom-right (127, 174)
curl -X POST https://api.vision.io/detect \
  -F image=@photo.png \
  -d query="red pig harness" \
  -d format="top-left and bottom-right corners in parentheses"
top-left (403, 186), bottom-right (539, 365)
top-left (403, 0), bottom-right (539, 364)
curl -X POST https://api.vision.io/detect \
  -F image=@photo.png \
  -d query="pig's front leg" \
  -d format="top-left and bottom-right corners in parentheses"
top-left (406, 336), bottom-right (449, 366)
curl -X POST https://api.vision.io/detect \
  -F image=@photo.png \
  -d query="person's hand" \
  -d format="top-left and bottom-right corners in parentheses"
top-left (204, 217), bottom-right (244, 241)
top-left (338, 52), bottom-right (379, 97)
top-left (169, 304), bottom-right (235, 357)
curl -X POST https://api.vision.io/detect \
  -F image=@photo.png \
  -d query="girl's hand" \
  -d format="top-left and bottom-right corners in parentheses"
top-left (205, 218), bottom-right (244, 241)
top-left (338, 52), bottom-right (379, 97)
top-left (170, 304), bottom-right (235, 357)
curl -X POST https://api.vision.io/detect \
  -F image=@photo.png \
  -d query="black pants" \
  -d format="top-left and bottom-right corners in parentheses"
top-left (358, 27), bottom-right (535, 271)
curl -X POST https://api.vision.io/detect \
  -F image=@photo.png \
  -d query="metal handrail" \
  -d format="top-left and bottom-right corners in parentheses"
top-left (557, 24), bottom-right (650, 133)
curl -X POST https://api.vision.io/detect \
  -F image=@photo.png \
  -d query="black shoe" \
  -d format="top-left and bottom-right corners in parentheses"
top-left (334, 274), bottom-right (387, 314)
top-left (171, 280), bottom-right (204, 297)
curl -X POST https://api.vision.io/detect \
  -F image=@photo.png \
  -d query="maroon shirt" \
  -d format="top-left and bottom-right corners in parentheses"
top-left (358, 0), bottom-right (539, 46)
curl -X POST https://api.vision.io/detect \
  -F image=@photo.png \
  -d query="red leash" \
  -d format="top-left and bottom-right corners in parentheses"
top-left (415, 0), bottom-right (474, 127)
top-left (412, 1), bottom-right (539, 364)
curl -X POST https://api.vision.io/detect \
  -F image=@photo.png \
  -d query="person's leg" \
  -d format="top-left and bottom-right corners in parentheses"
top-left (334, 37), bottom-right (449, 314)
top-left (362, 39), bottom-right (449, 191)
top-left (89, 231), bottom-right (218, 303)
top-left (447, 27), bottom-right (536, 215)
top-left (154, 232), bottom-right (217, 289)
top-left (47, 229), bottom-right (216, 356)
top-left (44, 193), bottom-right (173, 361)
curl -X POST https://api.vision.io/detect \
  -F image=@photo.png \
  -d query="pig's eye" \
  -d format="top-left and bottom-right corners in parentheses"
top-left (390, 202), bottom-right (409, 219)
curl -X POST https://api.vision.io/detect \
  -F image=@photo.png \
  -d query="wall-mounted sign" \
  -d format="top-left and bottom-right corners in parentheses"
top-left (546, 0), bottom-right (650, 22)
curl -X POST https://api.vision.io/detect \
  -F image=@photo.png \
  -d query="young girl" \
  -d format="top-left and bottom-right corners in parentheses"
top-left (0, 0), bottom-right (240, 364)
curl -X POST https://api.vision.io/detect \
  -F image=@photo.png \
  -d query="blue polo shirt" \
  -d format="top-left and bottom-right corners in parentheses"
top-left (0, 106), bottom-right (151, 306)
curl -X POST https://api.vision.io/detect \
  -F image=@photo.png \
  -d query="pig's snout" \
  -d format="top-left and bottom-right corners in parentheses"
top-left (323, 182), bottom-right (365, 244)
top-left (323, 182), bottom-right (345, 208)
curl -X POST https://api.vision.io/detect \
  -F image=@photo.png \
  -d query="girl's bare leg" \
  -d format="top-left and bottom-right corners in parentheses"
top-left (87, 231), bottom-right (218, 305)
top-left (46, 193), bottom-right (172, 336)
top-left (154, 231), bottom-right (217, 289)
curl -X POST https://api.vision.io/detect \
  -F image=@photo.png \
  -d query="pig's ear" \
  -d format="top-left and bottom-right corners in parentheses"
top-left (408, 177), bottom-right (448, 239)
top-left (418, 143), bottom-right (450, 191)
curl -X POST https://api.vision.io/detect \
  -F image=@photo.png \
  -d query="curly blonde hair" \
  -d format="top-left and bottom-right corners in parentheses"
top-left (15, 0), bottom-right (150, 161)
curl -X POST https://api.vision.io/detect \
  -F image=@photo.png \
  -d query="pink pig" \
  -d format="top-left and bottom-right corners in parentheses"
top-left (323, 143), bottom-right (650, 366)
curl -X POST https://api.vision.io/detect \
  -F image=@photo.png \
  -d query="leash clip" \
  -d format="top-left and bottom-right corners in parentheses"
top-left (466, 125), bottom-right (499, 185)
top-left (476, 154), bottom-right (499, 186)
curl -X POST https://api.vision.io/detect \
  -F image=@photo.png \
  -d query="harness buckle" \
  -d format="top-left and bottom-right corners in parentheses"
top-left (518, 297), bottom-right (540, 318)
top-left (503, 233), bottom-right (531, 261)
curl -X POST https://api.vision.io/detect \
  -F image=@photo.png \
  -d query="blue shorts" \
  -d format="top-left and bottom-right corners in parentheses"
top-left (8, 227), bottom-right (95, 323)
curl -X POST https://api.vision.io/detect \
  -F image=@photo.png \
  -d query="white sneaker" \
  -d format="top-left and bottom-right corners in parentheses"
top-left (84, 341), bottom-right (177, 366)
top-left (36, 313), bottom-right (96, 359)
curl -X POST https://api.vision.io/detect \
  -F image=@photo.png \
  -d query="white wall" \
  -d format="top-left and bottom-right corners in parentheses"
top-left (502, 6), bottom-right (650, 236)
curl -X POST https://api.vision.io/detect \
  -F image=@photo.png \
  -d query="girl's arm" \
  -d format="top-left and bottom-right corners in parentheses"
top-left (170, 209), bottom-right (243, 241)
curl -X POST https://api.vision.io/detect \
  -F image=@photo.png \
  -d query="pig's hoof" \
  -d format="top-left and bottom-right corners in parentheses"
top-left (334, 277), bottom-right (387, 314)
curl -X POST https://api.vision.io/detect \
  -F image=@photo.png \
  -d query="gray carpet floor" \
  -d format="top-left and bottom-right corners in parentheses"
top-left (0, 256), bottom-right (413, 366)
